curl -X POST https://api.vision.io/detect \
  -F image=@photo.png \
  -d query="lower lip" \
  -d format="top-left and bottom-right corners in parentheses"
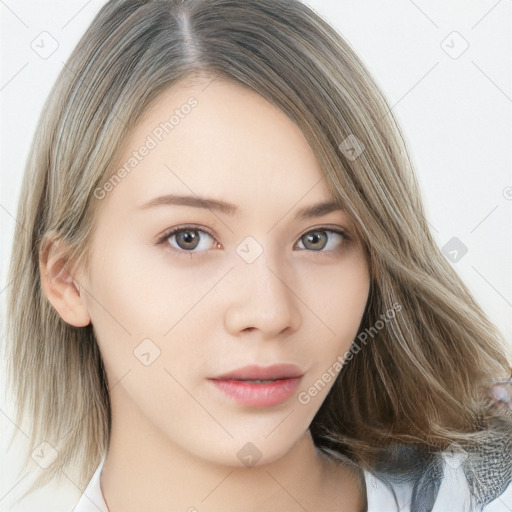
top-left (209, 377), bottom-right (302, 407)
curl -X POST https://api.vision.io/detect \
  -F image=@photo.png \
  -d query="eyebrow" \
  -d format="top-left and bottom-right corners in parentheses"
top-left (138, 194), bottom-right (345, 219)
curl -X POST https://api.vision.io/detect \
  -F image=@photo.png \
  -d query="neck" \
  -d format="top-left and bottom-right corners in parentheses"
top-left (100, 393), bottom-right (366, 511)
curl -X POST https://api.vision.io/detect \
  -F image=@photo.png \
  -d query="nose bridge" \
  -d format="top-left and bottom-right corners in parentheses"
top-left (223, 248), bottom-right (302, 337)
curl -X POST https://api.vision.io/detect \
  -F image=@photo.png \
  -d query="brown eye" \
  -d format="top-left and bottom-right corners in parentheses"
top-left (174, 229), bottom-right (201, 250)
top-left (301, 231), bottom-right (328, 251)
top-left (157, 225), bottom-right (218, 257)
top-left (296, 228), bottom-right (348, 252)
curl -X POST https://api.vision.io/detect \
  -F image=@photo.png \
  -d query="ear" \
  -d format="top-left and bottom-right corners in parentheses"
top-left (39, 235), bottom-right (91, 327)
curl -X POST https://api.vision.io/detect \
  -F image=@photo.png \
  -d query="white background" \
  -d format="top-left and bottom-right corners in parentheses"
top-left (1, 1), bottom-right (511, 510)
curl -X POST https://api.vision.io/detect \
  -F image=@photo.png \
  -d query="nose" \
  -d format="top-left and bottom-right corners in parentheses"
top-left (223, 255), bottom-right (302, 339)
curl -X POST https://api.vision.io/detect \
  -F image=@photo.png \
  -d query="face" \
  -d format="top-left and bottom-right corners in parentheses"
top-left (77, 75), bottom-right (370, 467)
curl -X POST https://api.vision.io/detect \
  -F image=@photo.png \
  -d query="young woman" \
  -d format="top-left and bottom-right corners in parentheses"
top-left (5, 0), bottom-right (512, 510)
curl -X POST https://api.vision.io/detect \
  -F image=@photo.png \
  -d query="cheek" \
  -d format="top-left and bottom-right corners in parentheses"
top-left (307, 254), bottom-right (370, 341)
top-left (300, 254), bottom-right (370, 379)
top-left (86, 236), bottom-right (210, 333)
top-left (84, 238), bottom-right (220, 378)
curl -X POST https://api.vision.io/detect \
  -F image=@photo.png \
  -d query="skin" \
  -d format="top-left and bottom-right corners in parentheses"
top-left (40, 75), bottom-right (370, 511)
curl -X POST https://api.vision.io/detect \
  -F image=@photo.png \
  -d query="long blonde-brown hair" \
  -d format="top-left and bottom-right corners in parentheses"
top-left (5, 0), bottom-right (511, 500)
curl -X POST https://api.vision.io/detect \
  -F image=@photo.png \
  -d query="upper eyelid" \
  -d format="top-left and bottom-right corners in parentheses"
top-left (157, 224), bottom-right (216, 243)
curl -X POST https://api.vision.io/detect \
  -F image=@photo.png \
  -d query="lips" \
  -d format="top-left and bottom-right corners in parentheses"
top-left (211, 363), bottom-right (304, 381)
top-left (208, 364), bottom-right (305, 407)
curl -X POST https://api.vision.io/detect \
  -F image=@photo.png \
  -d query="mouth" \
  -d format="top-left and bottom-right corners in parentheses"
top-left (209, 364), bottom-right (304, 407)
top-left (211, 363), bottom-right (304, 381)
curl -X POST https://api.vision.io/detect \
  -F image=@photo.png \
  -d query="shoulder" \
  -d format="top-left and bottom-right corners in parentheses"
top-left (363, 450), bottom-right (512, 512)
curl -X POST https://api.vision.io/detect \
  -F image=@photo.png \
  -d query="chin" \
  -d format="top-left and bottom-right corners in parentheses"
top-left (184, 436), bottom-right (296, 469)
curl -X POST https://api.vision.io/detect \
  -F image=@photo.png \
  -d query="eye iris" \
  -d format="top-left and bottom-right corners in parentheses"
top-left (176, 230), bottom-right (199, 250)
top-left (303, 231), bottom-right (327, 250)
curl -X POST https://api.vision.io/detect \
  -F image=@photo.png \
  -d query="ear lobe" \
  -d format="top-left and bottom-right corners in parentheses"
top-left (39, 236), bottom-right (91, 327)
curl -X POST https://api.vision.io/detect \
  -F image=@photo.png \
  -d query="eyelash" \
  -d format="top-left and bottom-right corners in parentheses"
top-left (155, 224), bottom-right (351, 259)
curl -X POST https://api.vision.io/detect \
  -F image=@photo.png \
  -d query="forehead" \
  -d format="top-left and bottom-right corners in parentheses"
top-left (102, 76), bottom-right (337, 216)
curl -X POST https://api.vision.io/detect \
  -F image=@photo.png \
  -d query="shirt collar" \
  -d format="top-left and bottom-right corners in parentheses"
top-left (71, 455), bottom-right (108, 512)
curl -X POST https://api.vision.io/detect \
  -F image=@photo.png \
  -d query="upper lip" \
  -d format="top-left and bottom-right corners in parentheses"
top-left (211, 364), bottom-right (304, 381)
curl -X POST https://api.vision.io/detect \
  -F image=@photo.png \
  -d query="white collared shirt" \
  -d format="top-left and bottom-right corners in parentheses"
top-left (70, 454), bottom-right (512, 512)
